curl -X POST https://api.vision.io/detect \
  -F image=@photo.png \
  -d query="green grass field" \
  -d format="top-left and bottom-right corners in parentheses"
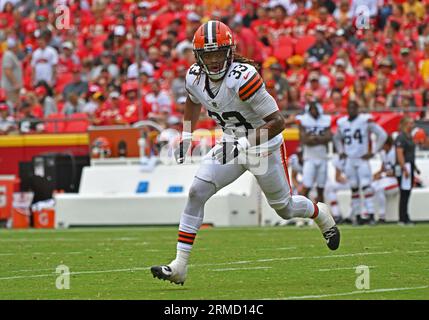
top-left (0, 224), bottom-right (428, 300)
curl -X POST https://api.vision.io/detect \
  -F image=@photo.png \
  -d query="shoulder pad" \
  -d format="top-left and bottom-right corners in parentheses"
top-left (336, 115), bottom-right (347, 126)
top-left (366, 114), bottom-right (375, 122)
top-left (185, 64), bottom-right (202, 86)
top-left (321, 114), bottom-right (332, 126)
top-left (226, 62), bottom-right (263, 101)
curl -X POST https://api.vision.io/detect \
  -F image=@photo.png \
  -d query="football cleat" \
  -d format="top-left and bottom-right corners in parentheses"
top-left (322, 226), bottom-right (341, 251)
top-left (150, 263), bottom-right (187, 286)
top-left (354, 214), bottom-right (365, 226)
top-left (315, 202), bottom-right (341, 250)
top-left (368, 214), bottom-right (376, 226)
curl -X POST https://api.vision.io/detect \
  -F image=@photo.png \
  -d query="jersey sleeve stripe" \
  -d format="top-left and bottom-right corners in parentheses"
top-left (240, 78), bottom-right (263, 101)
top-left (238, 73), bottom-right (259, 94)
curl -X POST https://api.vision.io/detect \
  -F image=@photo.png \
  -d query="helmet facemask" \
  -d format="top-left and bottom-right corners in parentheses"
top-left (195, 46), bottom-right (234, 80)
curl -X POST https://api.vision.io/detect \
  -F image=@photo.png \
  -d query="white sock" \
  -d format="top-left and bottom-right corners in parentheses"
top-left (313, 203), bottom-right (335, 233)
top-left (172, 250), bottom-right (190, 267)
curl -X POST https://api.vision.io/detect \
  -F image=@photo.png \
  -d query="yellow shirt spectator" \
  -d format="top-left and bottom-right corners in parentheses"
top-left (403, 0), bottom-right (425, 20)
top-left (350, 82), bottom-right (376, 96)
top-left (419, 58), bottom-right (429, 82)
top-left (205, 0), bottom-right (231, 11)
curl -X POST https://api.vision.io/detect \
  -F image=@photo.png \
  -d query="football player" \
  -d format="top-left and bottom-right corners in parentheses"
top-left (324, 154), bottom-right (354, 224)
top-left (296, 101), bottom-right (332, 203)
top-left (289, 147), bottom-right (304, 195)
top-left (151, 21), bottom-right (340, 285)
top-left (284, 147), bottom-right (311, 227)
top-left (372, 135), bottom-right (399, 223)
top-left (334, 100), bottom-right (387, 225)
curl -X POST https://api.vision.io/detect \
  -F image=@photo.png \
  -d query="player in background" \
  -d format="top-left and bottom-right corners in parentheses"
top-left (296, 101), bottom-right (332, 203)
top-left (151, 21), bottom-right (340, 285)
top-left (283, 147), bottom-right (312, 227)
top-left (289, 147), bottom-right (303, 195)
top-left (372, 135), bottom-right (399, 223)
top-left (324, 154), bottom-right (354, 224)
top-left (334, 100), bottom-right (387, 225)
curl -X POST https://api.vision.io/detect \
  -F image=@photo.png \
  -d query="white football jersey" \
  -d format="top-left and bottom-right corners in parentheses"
top-left (185, 62), bottom-right (283, 153)
top-left (296, 113), bottom-right (331, 160)
top-left (336, 114), bottom-right (373, 158)
top-left (288, 153), bottom-right (303, 174)
top-left (332, 154), bottom-right (346, 172)
top-left (380, 146), bottom-right (396, 174)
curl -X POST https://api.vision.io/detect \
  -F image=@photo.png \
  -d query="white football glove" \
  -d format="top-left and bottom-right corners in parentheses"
top-left (212, 137), bottom-right (251, 165)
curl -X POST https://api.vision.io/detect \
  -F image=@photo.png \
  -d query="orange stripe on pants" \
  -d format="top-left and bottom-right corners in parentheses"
top-left (280, 142), bottom-right (292, 192)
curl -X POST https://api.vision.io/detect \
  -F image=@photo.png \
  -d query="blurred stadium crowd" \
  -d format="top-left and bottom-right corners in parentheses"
top-left (2, 0), bottom-right (429, 134)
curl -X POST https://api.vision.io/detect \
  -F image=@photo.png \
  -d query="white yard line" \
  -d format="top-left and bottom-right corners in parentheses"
top-left (0, 237), bottom-right (142, 242)
top-left (405, 250), bottom-right (429, 254)
top-left (210, 266), bottom-right (272, 272)
top-left (269, 286), bottom-right (429, 300)
top-left (0, 274), bottom-right (55, 280)
top-left (0, 251), bottom-right (84, 257)
top-left (0, 267), bottom-right (150, 281)
top-left (8, 268), bottom-right (57, 273)
top-left (1, 249), bottom-right (427, 282)
top-left (256, 247), bottom-right (297, 251)
top-left (317, 266), bottom-right (376, 272)
top-left (189, 251), bottom-right (393, 268)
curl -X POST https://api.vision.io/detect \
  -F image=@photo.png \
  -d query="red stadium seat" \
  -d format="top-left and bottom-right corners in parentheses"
top-left (44, 113), bottom-right (66, 133)
top-left (273, 45), bottom-right (294, 61)
top-left (377, 113), bottom-right (402, 134)
top-left (277, 36), bottom-right (295, 47)
top-left (55, 72), bottom-right (74, 94)
top-left (64, 113), bottom-right (90, 133)
top-left (294, 35), bottom-right (317, 55)
top-left (57, 100), bottom-right (65, 113)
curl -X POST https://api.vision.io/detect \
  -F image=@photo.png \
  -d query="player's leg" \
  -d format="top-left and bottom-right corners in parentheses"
top-left (301, 159), bottom-right (316, 198)
top-left (344, 159), bottom-right (362, 224)
top-left (372, 179), bottom-right (386, 222)
top-left (376, 177), bottom-right (399, 222)
top-left (315, 159), bottom-right (328, 203)
top-left (360, 160), bottom-right (376, 225)
top-left (251, 144), bottom-right (340, 250)
top-left (151, 145), bottom-right (246, 284)
top-left (324, 180), bottom-right (343, 223)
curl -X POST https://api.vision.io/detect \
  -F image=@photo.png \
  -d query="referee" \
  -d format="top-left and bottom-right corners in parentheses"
top-left (395, 117), bottom-right (421, 225)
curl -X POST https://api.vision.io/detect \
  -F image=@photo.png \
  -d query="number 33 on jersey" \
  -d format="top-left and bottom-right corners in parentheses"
top-left (185, 62), bottom-right (277, 135)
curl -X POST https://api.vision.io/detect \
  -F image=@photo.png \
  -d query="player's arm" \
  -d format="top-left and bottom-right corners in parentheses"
top-left (299, 124), bottom-right (318, 146)
top-left (246, 110), bottom-right (285, 147)
top-left (315, 127), bottom-right (333, 144)
top-left (175, 80), bottom-right (202, 163)
top-left (333, 129), bottom-right (346, 159)
top-left (373, 161), bottom-right (385, 180)
top-left (335, 167), bottom-right (347, 184)
top-left (368, 120), bottom-right (388, 155)
top-left (183, 95), bottom-right (202, 133)
top-left (239, 77), bottom-right (286, 147)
